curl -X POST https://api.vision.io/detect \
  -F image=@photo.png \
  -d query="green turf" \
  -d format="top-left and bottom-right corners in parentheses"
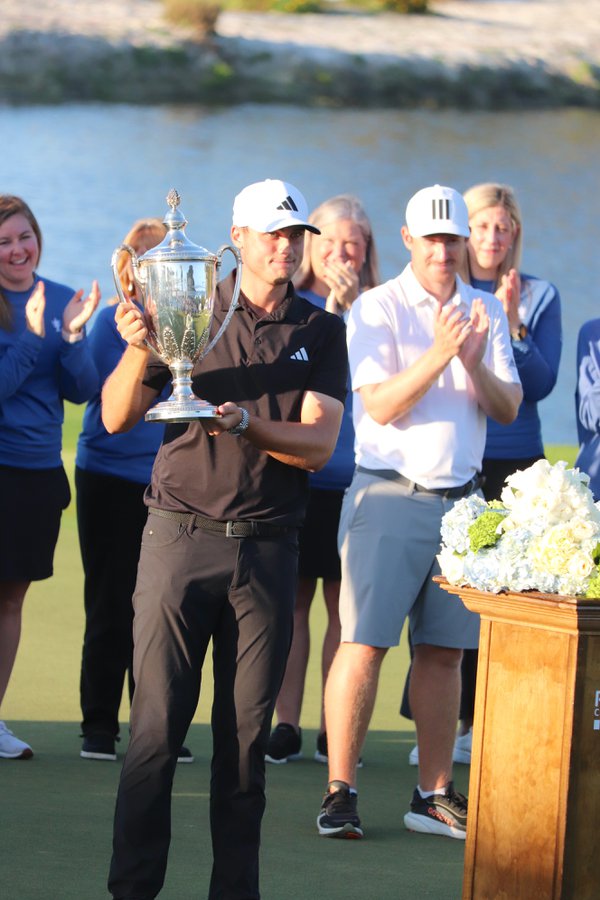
top-left (0, 403), bottom-right (578, 898)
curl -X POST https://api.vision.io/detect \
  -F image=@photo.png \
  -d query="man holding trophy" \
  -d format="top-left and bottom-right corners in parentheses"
top-left (102, 179), bottom-right (348, 900)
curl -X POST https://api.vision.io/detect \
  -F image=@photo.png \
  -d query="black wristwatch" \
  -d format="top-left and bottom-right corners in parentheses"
top-left (510, 323), bottom-right (528, 342)
top-left (228, 407), bottom-right (250, 436)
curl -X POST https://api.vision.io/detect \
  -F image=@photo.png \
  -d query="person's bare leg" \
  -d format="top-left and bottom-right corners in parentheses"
top-left (325, 642), bottom-right (387, 787)
top-left (409, 643), bottom-right (462, 792)
top-left (0, 580), bottom-right (30, 708)
top-left (274, 577), bottom-right (317, 729)
top-left (319, 578), bottom-right (341, 734)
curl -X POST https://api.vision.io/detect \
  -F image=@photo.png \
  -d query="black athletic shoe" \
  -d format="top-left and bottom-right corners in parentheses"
top-left (265, 723), bottom-right (302, 764)
top-left (403, 781), bottom-right (468, 840)
top-left (314, 731), bottom-right (364, 768)
top-left (314, 731), bottom-right (328, 763)
top-left (317, 780), bottom-right (363, 839)
top-left (177, 745), bottom-right (194, 764)
top-left (80, 734), bottom-right (117, 761)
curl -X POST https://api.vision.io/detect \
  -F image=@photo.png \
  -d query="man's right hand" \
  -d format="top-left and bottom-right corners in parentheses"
top-left (25, 281), bottom-right (46, 337)
top-left (115, 301), bottom-right (149, 349)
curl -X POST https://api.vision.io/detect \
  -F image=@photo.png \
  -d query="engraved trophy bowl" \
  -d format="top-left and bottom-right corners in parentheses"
top-left (111, 189), bottom-right (242, 423)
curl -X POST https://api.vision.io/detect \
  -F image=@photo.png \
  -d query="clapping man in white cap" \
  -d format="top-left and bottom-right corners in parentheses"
top-left (103, 179), bottom-right (348, 900)
top-left (316, 184), bottom-right (522, 841)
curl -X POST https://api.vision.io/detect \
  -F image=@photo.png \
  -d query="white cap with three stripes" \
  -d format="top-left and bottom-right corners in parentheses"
top-left (405, 184), bottom-right (470, 238)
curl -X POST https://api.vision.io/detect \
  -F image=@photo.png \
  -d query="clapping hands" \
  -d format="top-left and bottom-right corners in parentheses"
top-left (495, 268), bottom-right (521, 331)
top-left (321, 259), bottom-right (359, 314)
top-left (63, 280), bottom-right (101, 336)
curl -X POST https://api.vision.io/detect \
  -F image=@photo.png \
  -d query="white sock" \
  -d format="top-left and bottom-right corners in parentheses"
top-left (418, 785), bottom-right (446, 799)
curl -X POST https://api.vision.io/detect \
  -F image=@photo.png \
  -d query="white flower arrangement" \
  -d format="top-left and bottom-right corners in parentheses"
top-left (437, 459), bottom-right (600, 597)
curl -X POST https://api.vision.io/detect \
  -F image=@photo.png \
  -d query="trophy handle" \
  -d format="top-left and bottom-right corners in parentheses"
top-left (203, 244), bottom-right (243, 357)
top-left (111, 243), bottom-right (142, 304)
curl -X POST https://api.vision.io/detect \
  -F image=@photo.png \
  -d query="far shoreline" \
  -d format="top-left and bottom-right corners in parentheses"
top-left (1, 3), bottom-right (599, 109)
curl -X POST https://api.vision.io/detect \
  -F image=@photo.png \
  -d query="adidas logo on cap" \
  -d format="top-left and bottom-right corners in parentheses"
top-left (277, 195), bottom-right (299, 212)
top-left (405, 184), bottom-right (470, 238)
top-left (232, 179), bottom-right (320, 235)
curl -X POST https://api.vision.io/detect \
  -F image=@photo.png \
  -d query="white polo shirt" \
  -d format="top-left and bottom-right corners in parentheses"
top-left (347, 263), bottom-right (520, 489)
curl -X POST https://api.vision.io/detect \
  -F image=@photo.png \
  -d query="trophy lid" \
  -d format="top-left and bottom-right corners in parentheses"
top-left (137, 189), bottom-right (217, 265)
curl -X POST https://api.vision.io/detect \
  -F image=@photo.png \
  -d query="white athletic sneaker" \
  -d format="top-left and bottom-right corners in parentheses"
top-left (408, 728), bottom-right (472, 767)
top-left (452, 728), bottom-right (472, 764)
top-left (0, 721), bottom-right (33, 759)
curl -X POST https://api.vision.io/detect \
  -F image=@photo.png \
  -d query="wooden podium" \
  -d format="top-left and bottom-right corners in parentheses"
top-left (436, 578), bottom-right (600, 900)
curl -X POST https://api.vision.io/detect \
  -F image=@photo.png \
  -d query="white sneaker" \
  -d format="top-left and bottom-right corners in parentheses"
top-left (0, 721), bottom-right (33, 759)
top-left (452, 728), bottom-right (472, 764)
top-left (408, 728), bottom-right (472, 768)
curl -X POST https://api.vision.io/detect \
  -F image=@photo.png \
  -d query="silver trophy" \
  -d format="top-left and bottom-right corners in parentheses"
top-left (112, 189), bottom-right (242, 422)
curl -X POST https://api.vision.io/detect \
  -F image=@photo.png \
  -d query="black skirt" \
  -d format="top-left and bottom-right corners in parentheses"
top-left (0, 464), bottom-right (71, 581)
top-left (298, 487), bottom-right (344, 581)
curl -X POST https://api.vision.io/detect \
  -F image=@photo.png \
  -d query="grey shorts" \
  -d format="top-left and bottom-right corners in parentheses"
top-left (338, 469), bottom-right (480, 649)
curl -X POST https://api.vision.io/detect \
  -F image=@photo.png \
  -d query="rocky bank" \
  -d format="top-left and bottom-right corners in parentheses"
top-left (1, 0), bottom-right (599, 108)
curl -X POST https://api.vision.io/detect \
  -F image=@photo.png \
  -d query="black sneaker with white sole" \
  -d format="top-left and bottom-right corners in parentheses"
top-left (317, 780), bottom-right (363, 839)
top-left (314, 731), bottom-right (363, 768)
top-left (177, 745), bottom-right (194, 763)
top-left (403, 781), bottom-right (467, 840)
top-left (265, 723), bottom-right (302, 764)
top-left (80, 734), bottom-right (117, 761)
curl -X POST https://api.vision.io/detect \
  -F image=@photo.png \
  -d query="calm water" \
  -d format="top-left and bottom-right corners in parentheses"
top-left (2, 103), bottom-right (599, 444)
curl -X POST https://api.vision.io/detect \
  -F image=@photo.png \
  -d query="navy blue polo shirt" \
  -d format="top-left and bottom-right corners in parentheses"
top-left (143, 271), bottom-right (348, 525)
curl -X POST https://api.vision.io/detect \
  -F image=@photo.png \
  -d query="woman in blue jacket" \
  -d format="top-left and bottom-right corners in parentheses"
top-left (0, 194), bottom-right (99, 759)
top-left (457, 182), bottom-right (562, 746)
top-left (76, 218), bottom-right (164, 761)
top-left (463, 182), bottom-right (562, 499)
top-left (266, 194), bottom-right (380, 765)
top-left (76, 218), bottom-right (193, 764)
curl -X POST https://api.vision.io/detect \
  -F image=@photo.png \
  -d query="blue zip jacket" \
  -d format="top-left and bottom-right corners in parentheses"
top-left (298, 289), bottom-right (355, 491)
top-left (76, 303), bottom-right (166, 484)
top-left (0, 276), bottom-right (99, 469)
top-left (473, 274), bottom-right (562, 460)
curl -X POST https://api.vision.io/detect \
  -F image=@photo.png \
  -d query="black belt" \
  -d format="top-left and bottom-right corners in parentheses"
top-left (148, 507), bottom-right (294, 538)
top-left (356, 466), bottom-right (482, 500)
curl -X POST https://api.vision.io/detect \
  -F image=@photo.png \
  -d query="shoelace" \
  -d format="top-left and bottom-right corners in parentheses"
top-left (446, 786), bottom-right (468, 814)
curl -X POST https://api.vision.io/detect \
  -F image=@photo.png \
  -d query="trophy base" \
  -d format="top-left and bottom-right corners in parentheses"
top-left (145, 399), bottom-right (221, 424)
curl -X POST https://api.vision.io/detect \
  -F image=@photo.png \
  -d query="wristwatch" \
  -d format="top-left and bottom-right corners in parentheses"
top-left (510, 323), bottom-right (528, 342)
top-left (228, 407), bottom-right (250, 436)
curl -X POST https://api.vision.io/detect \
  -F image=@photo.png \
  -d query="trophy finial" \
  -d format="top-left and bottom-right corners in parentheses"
top-left (164, 189), bottom-right (187, 234)
top-left (167, 188), bottom-right (181, 211)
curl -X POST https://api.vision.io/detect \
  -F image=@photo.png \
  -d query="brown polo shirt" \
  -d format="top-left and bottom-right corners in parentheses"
top-left (142, 272), bottom-right (348, 526)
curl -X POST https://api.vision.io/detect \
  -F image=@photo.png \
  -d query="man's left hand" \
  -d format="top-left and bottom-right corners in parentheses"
top-left (63, 280), bottom-right (101, 335)
top-left (458, 298), bottom-right (489, 372)
top-left (202, 402), bottom-right (244, 436)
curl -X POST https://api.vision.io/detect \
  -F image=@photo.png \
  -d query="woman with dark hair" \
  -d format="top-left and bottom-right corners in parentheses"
top-left (266, 194), bottom-right (380, 765)
top-left (0, 194), bottom-right (99, 759)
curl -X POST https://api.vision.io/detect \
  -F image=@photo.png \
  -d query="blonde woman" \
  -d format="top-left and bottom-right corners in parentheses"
top-left (266, 195), bottom-right (380, 765)
top-left (462, 182), bottom-right (562, 499)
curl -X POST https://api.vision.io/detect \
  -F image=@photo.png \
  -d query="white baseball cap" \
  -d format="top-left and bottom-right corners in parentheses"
top-left (405, 184), bottom-right (470, 238)
top-left (232, 179), bottom-right (320, 234)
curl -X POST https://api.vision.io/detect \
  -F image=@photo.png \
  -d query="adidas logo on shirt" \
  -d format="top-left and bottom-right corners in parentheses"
top-left (277, 195), bottom-right (299, 212)
top-left (290, 347), bottom-right (309, 362)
